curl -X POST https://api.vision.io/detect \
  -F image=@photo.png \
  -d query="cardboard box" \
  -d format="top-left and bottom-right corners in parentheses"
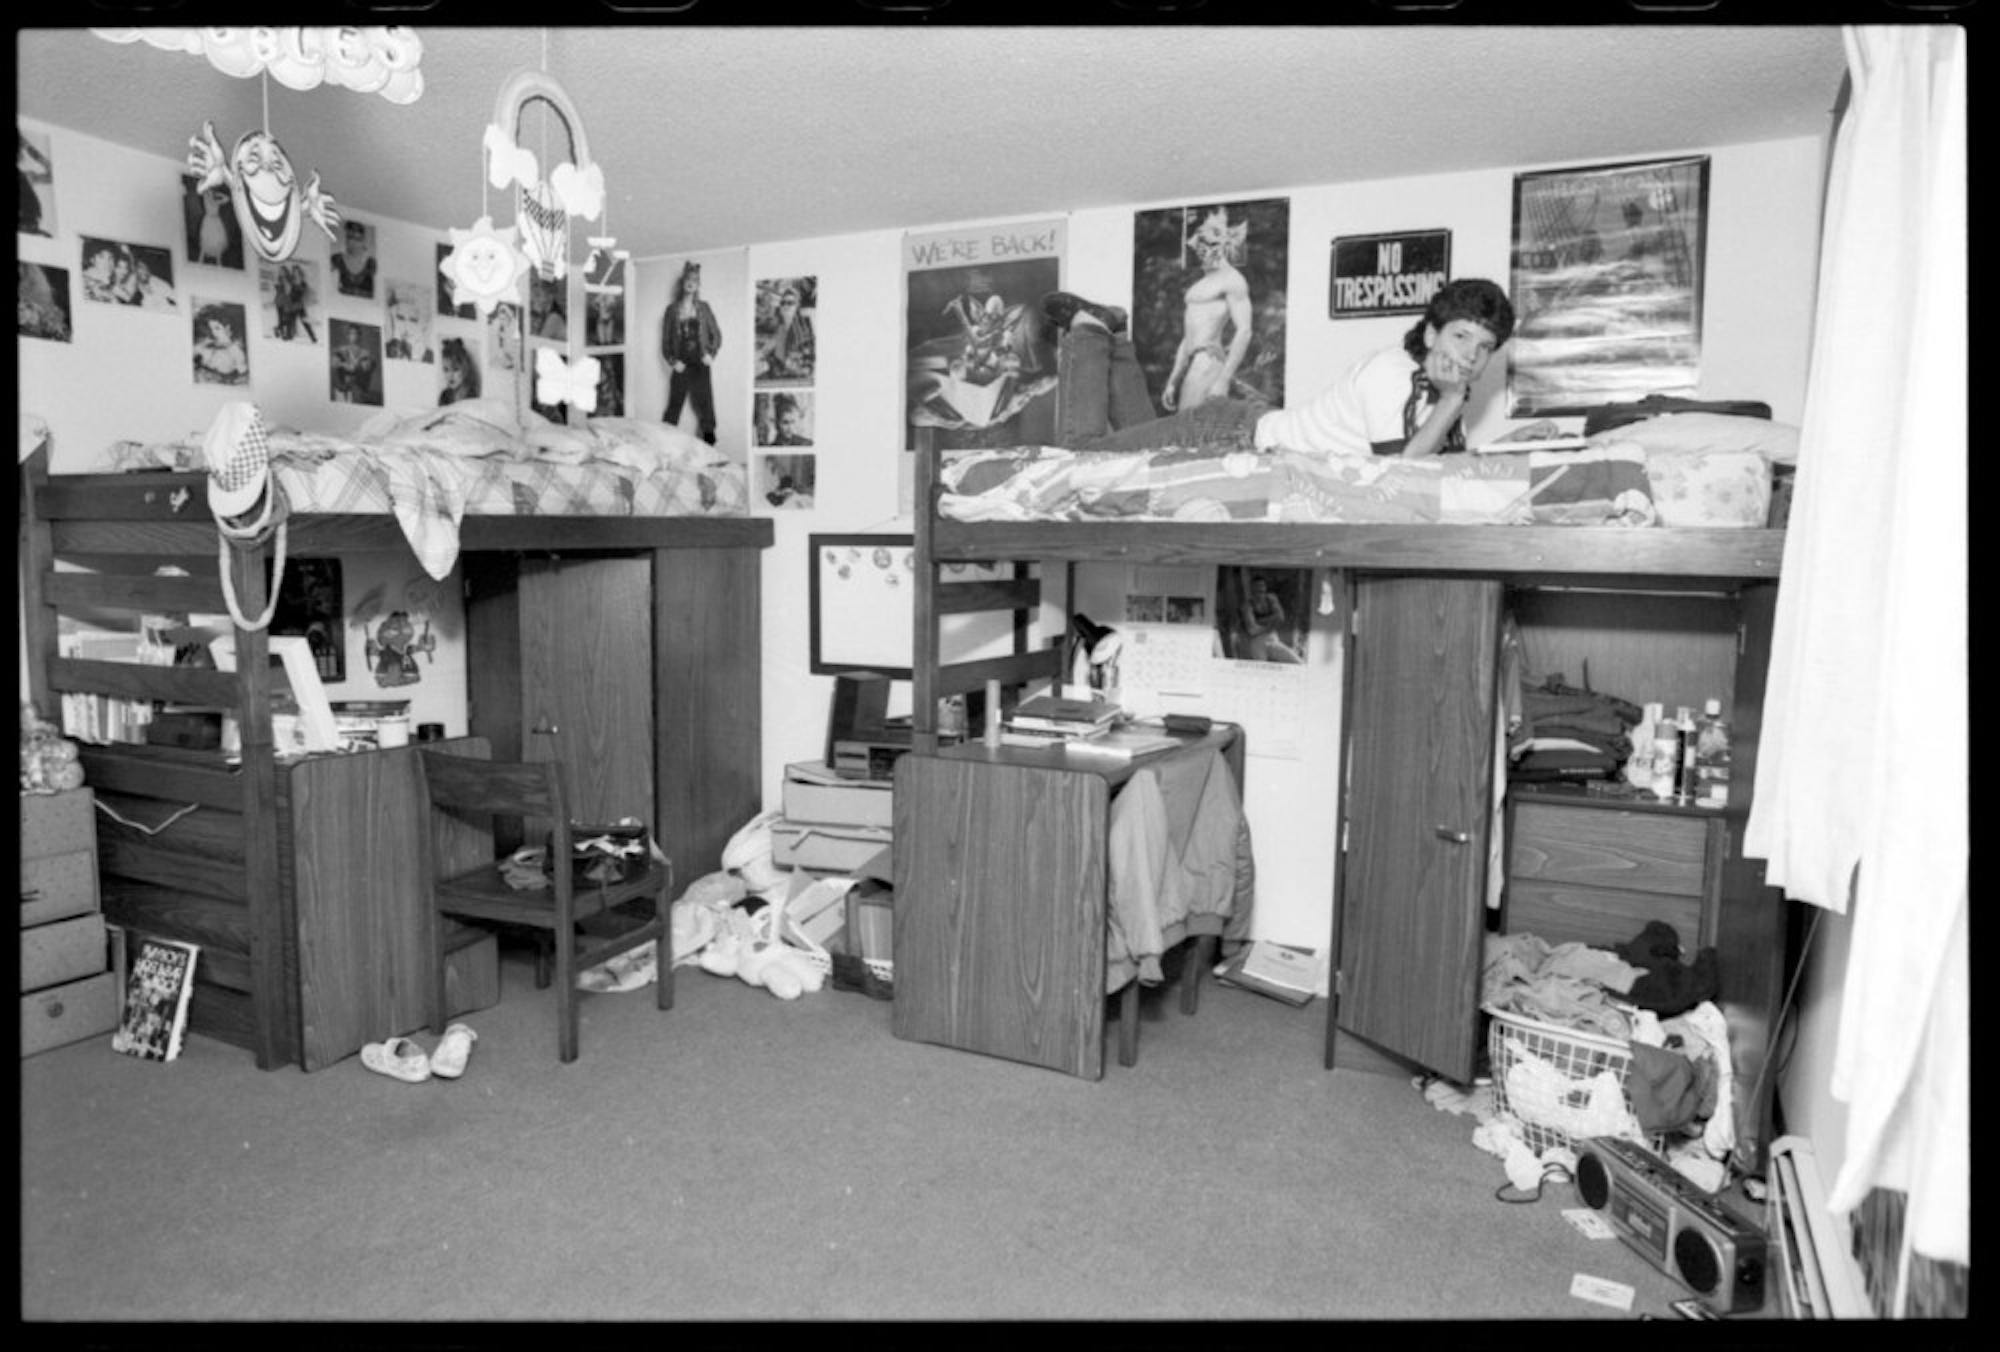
top-left (20, 788), bottom-right (94, 860)
top-left (22, 913), bottom-right (109, 993)
top-left (782, 762), bottom-right (894, 828)
top-left (771, 820), bottom-right (892, 874)
top-left (21, 970), bottom-right (119, 1057)
top-left (21, 849), bottom-right (99, 927)
top-left (844, 880), bottom-right (893, 962)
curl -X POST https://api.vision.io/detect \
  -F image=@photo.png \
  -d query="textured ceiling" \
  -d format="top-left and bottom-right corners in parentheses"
top-left (17, 25), bottom-right (1849, 260)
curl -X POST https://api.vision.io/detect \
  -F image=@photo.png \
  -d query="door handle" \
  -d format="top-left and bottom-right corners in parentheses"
top-left (1433, 825), bottom-right (1469, 844)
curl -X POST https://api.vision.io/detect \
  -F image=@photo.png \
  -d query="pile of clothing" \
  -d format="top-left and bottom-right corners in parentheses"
top-left (1504, 672), bottom-right (1644, 783)
top-left (1455, 920), bottom-right (1736, 1194)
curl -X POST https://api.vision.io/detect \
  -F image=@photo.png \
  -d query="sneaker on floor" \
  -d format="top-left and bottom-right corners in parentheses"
top-left (1040, 290), bottom-right (1128, 335)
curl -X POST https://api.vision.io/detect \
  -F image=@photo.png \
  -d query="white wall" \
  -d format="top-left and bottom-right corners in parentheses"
top-left (735, 134), bottom-right (1828, 966)
top-left (19, 116), bottom-right (1828, 981)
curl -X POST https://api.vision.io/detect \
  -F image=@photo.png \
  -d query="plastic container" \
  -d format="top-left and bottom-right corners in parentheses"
top-left (1650, 725), bottom-right (1683, 802)
top-left (1693, 698), bottom-right (1732, 807)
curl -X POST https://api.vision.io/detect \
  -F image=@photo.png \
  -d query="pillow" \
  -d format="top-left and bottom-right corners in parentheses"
top-left (583, 416), bottom-right (717, 472)
top-left (1589, 411), bottom-right (1799, 464)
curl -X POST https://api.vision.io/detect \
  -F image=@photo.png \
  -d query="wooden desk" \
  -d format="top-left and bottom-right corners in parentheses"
top-left (890, 727), bottom-right (1242, 1079)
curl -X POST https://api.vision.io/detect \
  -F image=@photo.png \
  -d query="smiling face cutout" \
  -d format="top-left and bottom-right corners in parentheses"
top-left (229, 130), bottom-right (307, 262)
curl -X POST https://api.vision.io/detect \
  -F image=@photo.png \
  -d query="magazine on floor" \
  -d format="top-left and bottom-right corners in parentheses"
top-left (110, 936), bottom-right (199, 1063)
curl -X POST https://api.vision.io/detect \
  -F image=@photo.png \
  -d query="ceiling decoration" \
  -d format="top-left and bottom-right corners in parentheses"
top-left (91, 27), bottom-right (425, 104)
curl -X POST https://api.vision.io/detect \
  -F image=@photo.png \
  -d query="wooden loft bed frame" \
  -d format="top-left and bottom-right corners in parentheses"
top-left (907, 426), bottom-right (1787, 749)
top-left (904, 428), bottom-right (1793, 1169)
top-left (19, 447), bottom-right (773, 1069)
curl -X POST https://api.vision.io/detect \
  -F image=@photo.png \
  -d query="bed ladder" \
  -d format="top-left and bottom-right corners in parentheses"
top-left (909, 428), bottom-right (1064, 755)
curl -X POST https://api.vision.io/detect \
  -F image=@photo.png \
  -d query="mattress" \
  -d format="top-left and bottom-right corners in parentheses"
top-left (936, 441), bottom-right (1772, 529)
top-left (102, 399), bottom-right (751, 580)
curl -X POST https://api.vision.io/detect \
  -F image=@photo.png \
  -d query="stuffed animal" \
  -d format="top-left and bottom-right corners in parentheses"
top-left (20, 703), bottom-right (86, 794)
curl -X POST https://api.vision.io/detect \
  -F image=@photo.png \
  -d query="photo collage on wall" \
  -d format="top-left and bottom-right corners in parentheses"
top-left (18, 122), bottom-right (71, 343)
top-left (754, 274), bottom-right (817, 509)
top-left (434, 241), bottom-right (484, 407)
top-left (583, 244), bottom-right (628, 418)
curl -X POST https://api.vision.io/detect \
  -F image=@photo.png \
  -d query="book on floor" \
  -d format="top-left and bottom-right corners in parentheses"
top-left (1214, 940), bottom-right (1318, 1006)
top-left (110, 936), bottom-right (199, 1063)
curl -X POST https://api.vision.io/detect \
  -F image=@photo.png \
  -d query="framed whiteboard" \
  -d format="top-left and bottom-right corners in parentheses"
top-left (809, 534), bottom-right (1016, 678)
top-left (809, 534), bottom-right (921, 677)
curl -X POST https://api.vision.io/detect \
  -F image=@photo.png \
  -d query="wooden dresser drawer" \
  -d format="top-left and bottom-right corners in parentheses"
top-left (20, 788), bottom-right (95, 861)
top-left (21, 850), bottom-right (101, 928)
top-left (1504, 882), bottom-right (1707, 953)
top-left (1510, 802), bottom-right (1710, 897)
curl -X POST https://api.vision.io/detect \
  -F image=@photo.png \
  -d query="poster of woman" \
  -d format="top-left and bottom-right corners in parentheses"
top-left (191, 299), bottom-right (250, 385)
top-left (181, 173), bottom-right (243, 269)
top-left (19, 124), bottom-right (55, 237)
top-left (17, 261), bottom-right (71, 342)
top-left (262, 257), bottom-right (321, 344)
top-left (384, 277), bottom-right (435, 364)
top-left (1131, 198), bottom-right (1289, 414)
top-left (754, 276), bottom-right (817, 385)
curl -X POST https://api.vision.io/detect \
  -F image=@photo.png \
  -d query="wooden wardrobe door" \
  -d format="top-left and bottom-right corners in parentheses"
top-left (519, 557), bottom-right (655, 831)
top-left (1333, 575), bottom-right (1502, 1083)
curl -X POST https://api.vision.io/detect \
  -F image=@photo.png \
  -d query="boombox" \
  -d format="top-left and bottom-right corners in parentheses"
top-left (1573, 1137), bottom-right (1767, 1314)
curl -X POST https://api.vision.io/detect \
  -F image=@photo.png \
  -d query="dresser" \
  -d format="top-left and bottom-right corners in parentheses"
top-left (1503, 789), bottom-right (1727, 954)
top-left (21, 788), bottom-right (119, 1056)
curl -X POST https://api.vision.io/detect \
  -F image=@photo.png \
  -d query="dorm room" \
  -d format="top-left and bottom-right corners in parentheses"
top-left (17, 22), bottom-right (1965, 1322)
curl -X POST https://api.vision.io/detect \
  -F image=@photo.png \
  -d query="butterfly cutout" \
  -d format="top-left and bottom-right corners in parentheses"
top-left (535, 347), bottom-right (601, 414)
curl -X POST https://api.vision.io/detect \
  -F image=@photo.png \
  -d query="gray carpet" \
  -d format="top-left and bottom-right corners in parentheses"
top-left (20, 946), bottom-right (1710, 1323)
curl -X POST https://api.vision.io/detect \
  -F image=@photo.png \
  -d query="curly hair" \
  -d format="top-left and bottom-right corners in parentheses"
top-left (1403, 277), bottom-right (1516, 360)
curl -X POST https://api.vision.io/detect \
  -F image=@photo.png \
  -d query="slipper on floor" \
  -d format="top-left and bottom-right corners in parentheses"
top-left (430, 1023), bottom-right (478, 1079)
top-left (360, 1037), bottom-right (431, 1083)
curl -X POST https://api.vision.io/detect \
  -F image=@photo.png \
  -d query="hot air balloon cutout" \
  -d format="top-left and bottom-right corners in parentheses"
top-left (442, 62), bottom-right (610, 419)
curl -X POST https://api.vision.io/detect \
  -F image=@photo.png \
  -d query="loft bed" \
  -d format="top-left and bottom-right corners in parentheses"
top-left (909, 426), bottom-right (1789, 749)
top-left (20, 411), bottom-right (772, 1071)
top-left (903, 423), bottom-right (1793, 1165)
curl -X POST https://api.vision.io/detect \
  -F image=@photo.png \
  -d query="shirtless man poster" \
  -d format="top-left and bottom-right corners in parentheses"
top-left (1130, 197), bottom-right (1289, 415)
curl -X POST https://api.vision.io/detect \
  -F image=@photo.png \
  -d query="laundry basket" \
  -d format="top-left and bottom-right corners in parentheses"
top-left (1485, 1007), bottom-right (1643, 1157)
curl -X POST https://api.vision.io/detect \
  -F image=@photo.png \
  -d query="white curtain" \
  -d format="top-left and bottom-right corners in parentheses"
top-left (1744, 25), bottom-right (1965, 1272)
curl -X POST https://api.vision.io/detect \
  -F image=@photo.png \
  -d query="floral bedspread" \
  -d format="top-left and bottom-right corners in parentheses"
top-left (936, 443), bottom-right (1772, 529)
top-left (104, 400), bottom-right (750, 580)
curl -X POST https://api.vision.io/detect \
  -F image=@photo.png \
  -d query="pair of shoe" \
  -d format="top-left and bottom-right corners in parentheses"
top-left (360, 1023), bottom-right (477, 1083)
top-left (1040, 290), bottom-right (1129, 335)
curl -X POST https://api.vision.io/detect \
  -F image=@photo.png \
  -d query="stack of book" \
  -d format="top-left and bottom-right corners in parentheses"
top-left (770, 760), bottom-right (893, 875)
top-left (999, 691), bottom-right (1123, 749)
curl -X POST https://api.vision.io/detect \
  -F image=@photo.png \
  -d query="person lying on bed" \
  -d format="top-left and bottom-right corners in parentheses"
top-left (1041, 276), bottom-right (1557, 457)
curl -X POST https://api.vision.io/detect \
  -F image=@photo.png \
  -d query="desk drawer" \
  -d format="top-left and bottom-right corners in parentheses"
top-left (21, 970), bottom-right (119, 1058)
top-left (1511, 803), bottom-right (1709, 897)
top-left (21, 850), bottom-right (101, 928)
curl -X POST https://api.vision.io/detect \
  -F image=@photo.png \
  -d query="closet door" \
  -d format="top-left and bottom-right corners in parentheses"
top-left (518, 556), bottom-right (655, 831)
top-left (1332, 576), bottom-right (1501, 1083)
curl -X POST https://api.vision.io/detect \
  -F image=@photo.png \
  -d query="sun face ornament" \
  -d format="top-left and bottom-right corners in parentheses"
top-left (438, 216), bottom-right (531, 318)
top-left (188, 120), bottom-right (340, 264)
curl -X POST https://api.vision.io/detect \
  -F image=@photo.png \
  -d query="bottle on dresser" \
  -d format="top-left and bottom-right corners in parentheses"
top-left (1674, 705), bottom-right (1700, 800)
top-left (1650, 716), bottom-right (1684, 802)
top-left (1692, 698), bottom-right (1732, 807)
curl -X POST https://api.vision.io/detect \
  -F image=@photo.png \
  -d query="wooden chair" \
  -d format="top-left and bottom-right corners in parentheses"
top-left (417, 747), bottom-right (672, 1062)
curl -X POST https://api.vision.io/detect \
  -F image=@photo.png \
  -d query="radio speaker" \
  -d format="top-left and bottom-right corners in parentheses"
top-left (1573, 1137), bottom-right (1767, 1315)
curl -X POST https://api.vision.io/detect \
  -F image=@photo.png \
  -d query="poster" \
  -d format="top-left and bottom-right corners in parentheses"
top-left (1132, 198), bottom-right (1289, 413)
top-left (903, 218), bottom-right (1063, 451)
top-left (1508, 155), bottom-right (1709, 416)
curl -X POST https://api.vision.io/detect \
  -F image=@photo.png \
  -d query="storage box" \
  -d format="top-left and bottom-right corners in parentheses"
top-left (20, 788), bottom-right (95, 860)
top-left (782, 761), bottom-right (894, 828)
top-left (21, 970), bottom-right (119, 1057)
top-left (22, 913), bottom-right (109, 992)
top-left (21, 848), bottom-right (100, 927)
top-left (771, 820), bottom-right (892, 874)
